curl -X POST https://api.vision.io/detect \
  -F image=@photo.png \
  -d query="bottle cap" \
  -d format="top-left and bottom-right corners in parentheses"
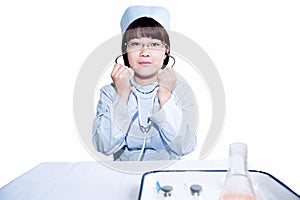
top-left (160, 185), bottom-right (173, 193)
top-left (190, 184), bottom-right (202, 195)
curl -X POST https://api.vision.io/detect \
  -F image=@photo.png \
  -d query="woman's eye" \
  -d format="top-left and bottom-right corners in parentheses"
top-left (151, 42), bottom-right (161, 47)
top-left (130, 42), bottom-right (141, 47)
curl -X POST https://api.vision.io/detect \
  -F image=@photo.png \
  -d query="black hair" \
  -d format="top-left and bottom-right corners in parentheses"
top-left (121, 17), bottom-right (170, 68)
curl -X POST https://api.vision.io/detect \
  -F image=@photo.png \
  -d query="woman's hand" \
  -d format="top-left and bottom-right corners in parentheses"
top-left (111, 64), bottom-right (132, 103)
top-left (157, 67), bottom-right (177, 107)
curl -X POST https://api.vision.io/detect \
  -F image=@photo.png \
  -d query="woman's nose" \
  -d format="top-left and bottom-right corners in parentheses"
top-left (140, 48), bottom-right (151, 57)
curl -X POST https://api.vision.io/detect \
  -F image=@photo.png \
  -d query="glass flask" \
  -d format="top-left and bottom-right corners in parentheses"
top-left (219, 143), bottom-right (256, 200)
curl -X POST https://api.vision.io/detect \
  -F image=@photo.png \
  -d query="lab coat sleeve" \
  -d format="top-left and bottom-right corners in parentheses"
top-left (150, 94), bottom-right (182, 144)
top-left (150, 79), bottom-right (198, 156)
top-left (92, 85), bottom-right (132, 155)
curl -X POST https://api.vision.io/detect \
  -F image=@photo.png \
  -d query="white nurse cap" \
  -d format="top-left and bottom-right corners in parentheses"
top-left (120, 5), bottom-right (170, 34)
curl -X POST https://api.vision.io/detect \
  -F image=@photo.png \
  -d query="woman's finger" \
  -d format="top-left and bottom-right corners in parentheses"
top-left (111, 64), bottom-right (123, 77)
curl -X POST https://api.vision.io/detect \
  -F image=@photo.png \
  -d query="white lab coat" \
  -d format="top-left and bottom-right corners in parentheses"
top-left (92, 74), bottom-right (198, 161)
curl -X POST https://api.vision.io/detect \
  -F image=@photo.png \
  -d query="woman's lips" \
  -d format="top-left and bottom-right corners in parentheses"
top-left (138, 61), bottom-right (152, 65)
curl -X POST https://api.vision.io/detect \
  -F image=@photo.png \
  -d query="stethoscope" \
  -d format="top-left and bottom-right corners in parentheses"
top-left (115, 53), bottom-right (175, 161)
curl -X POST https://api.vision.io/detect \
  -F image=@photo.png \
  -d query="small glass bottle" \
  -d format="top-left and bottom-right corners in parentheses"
top-left (157, 183), bottom-right (174, 200)
top-left (219, 143), bottom-right (256, 200)
top-left (188, 184), bottom-right (204, 200)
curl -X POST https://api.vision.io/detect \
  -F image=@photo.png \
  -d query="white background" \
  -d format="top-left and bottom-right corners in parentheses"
top-left (0, 0), bottom-right (299, 194)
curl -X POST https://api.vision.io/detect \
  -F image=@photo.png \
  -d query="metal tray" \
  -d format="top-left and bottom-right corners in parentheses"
top-left (138, 170), bottom-right (299, 200)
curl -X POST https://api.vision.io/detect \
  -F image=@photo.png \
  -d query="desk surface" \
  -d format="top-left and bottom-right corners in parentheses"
top-left (0, 160), bottom-right (228, 200)
top-left (0, 160), bottom-right (298, 200)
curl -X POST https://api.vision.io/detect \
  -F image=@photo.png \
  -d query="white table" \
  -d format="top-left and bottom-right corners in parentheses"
top-left (0, 160), bottom-right (229, 200)
top-left (0, 160), bottom-right (298, 200)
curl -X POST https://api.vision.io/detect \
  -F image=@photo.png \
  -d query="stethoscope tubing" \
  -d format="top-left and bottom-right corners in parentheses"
top-left (114, 54), bottom-right (175, 161)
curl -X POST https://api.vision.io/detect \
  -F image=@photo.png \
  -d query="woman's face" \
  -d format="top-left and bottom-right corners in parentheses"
top-left (126, 37), bottom-right (167, 84)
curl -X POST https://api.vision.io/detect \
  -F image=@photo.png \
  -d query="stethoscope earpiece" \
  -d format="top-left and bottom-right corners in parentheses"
top-left (115, 54), bottom-right (124, 65)
top-left (167, 54), bottom-right (175, 69)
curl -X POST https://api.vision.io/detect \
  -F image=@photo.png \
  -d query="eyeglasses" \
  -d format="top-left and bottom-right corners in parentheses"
top-left (125, 39), bottom-right (167, 51)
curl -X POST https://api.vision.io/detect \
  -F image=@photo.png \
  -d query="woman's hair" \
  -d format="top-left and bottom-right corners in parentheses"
top-left (121, 17), bottom-right (170, 68)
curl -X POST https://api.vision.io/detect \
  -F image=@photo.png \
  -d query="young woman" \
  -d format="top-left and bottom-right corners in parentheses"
top-left (92, 5), bottom-right (198, 161)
